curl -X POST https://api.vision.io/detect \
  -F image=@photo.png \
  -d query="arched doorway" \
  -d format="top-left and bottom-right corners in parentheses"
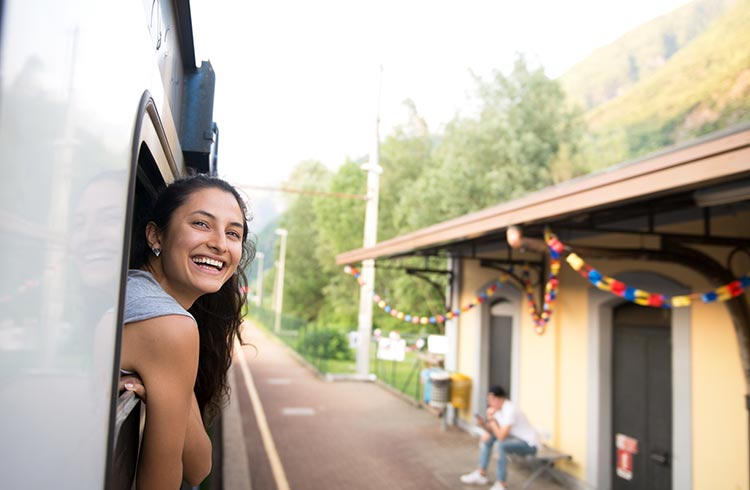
top-left (473, 282), bottom-right (522, 413)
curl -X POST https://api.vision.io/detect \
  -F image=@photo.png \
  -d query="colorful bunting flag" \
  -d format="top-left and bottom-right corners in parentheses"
top-left (344, 265), bottom-right (509, 325)
top-left (565, 253), bottom-right (749, 307)
top-left (343, 228), bottom-right (748, 336)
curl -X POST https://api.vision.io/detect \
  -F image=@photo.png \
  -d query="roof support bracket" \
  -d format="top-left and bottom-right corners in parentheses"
top-left (404, 268), bottom-right (454, 312)
top-left (479, 258), bottom-right (545, 301)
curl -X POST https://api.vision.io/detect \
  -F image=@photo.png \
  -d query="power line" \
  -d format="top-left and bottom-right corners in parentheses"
top-left (235, 184), bottom-right (367, 200)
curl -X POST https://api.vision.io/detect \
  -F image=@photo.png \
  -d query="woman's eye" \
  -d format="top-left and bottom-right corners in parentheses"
top-left (227, 230), bottom-right (241, 239)
top-left (193, 221), bottom-right (209, 228)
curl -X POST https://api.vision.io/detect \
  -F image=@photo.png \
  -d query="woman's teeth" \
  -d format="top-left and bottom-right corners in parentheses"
top-left (192, 257), bottom-right (224, 270)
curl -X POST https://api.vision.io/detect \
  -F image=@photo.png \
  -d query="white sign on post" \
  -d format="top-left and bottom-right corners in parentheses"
top-left (348, 331), bottom-right (359, 349)
top-left (377, 338), bottom-right (406, 362)
top-left (427, 334), bottom-right (448, 354)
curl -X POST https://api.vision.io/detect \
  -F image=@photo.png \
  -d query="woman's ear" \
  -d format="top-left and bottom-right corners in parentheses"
top-left (145, 221), bottom-right (161, 250)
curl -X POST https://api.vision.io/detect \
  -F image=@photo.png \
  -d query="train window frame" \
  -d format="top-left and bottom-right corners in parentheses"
top-left (105, 91), bottom-right (182, 488)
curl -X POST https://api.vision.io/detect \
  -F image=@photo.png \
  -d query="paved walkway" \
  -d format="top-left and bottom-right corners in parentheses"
top-left (223, 322), bottom-right (566, 490)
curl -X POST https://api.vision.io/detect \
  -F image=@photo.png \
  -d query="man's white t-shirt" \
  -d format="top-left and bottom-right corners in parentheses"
top-left (493, 399), bottom-right (540, 448)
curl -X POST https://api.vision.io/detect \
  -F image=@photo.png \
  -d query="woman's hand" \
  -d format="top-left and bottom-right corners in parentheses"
top-left (119, 373), bottom-right (146, 402)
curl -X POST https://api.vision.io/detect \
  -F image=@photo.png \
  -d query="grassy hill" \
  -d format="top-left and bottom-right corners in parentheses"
top-left (560, 0), bottom-right (734, 110)
top-left (559, 0), bottom-right (750, 169)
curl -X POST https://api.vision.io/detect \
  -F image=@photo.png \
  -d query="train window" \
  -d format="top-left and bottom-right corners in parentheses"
top-left (129, 143), bottom-right (167, 267)
top-left (109, 141), bottom-right (168, 490)
top-left (107, 94), bottom-right (180, 488)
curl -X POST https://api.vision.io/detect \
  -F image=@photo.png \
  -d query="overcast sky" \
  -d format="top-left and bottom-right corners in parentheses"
top-left (190, 0), bottom-right (692, 193)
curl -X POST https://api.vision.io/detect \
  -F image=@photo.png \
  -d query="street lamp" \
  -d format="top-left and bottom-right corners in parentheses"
top-left (273, 229), bottom-right (288, 333)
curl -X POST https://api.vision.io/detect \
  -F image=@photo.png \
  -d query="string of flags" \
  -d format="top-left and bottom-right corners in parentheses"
top-left (566, 252), bottom-right (750, 307)
top-left (343, 231), bottom-right (564, 334)
top-left (344, 228), bottom-right (749, 334)
top-left (521, 229), bottom-right (562, 334)
top-left (343, 265), bottom-right (510, 325)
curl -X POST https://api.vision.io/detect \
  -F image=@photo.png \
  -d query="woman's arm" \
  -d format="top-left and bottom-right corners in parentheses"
top-left (182, 392), bottom-right (212, 484)
top-left (122, 315), bottom-right (209, 490)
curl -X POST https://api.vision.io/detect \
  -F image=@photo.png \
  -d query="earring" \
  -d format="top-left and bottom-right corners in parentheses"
top-left (151, 246), bottom-right (161, 257)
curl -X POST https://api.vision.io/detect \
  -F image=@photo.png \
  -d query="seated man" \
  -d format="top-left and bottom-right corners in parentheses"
top-left (460, 385), bottom-right (540, 490)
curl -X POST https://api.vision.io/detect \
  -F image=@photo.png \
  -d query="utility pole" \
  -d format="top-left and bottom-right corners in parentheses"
top-left (255, 251), bottom-right (264, 306)
top-left (273, 229), bottom-right (288, 333)
top-left (356, 65), bottom-right (383, 377)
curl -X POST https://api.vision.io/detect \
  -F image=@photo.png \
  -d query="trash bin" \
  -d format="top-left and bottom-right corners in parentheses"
top-left (420, 367), bottom-right (442, 404)
top-left (450, 373), bottom-right (471, 409)
top-left (429, 370), bottom-right (451, 408)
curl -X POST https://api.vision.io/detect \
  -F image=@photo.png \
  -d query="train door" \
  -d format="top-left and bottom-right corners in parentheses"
top-left (612, 303), bottom-right (672, 490)
top-left (106, 94), bottom-right (180, 489)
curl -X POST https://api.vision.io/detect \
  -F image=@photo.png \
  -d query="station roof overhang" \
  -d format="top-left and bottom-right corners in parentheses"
top-left (336, 124), bottom-right (750, 265)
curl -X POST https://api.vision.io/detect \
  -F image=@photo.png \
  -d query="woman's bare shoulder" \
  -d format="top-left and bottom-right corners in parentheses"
top-left (124, 315), bottom-right (199, 367)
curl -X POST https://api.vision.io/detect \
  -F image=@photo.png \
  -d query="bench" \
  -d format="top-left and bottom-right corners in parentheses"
top-left (512, 444), bottom-right (572, 489)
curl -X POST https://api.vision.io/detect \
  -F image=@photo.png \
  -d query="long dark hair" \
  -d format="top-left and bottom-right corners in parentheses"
top-left (131, 174), bottom-right (255, 421)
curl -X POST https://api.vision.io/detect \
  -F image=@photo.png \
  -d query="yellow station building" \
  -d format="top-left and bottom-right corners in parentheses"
top-left (338, 125), bottom-right (750, 489)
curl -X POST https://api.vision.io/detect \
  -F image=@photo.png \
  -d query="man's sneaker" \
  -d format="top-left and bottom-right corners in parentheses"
top-left (490, 481), bottom-right (507, 490)
top-left (460, 470), bottom-right (489, 485)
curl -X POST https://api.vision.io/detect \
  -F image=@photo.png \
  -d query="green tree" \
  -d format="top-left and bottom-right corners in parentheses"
top-left (277, 160), bottom-right (332, 321)
top-left (400, 55), bottom-right (584, 230)
top-left (274, 57), bottom-right (586, 332)
top-left (378, 99), bottom-right (436, 240)
top-left (313, 160), bottom-right (366, 327)
top-left (313, 100), bottom-right (440, 330)
top-left (373, 102), bottom-right (448, 332)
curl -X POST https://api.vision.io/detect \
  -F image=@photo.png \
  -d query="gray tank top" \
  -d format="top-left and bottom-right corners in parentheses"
top-left (120, 270), bottom-right (196, 376)
top-left (124, 269), bottom-right (196, 325)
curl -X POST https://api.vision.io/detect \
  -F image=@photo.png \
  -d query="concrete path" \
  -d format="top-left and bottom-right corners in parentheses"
top-left (223, 321), bottom-right (566, 490)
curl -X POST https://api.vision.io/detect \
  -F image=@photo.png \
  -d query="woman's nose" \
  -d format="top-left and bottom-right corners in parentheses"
top-left (207, 230), bottom-right (228, 252)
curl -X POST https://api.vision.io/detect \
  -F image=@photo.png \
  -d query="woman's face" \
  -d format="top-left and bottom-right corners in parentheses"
top-left (152, 187), bottom-right (245, 307)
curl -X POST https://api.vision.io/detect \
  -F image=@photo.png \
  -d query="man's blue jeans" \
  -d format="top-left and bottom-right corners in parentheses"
top-left (479, 435), bottom-right (537, 482)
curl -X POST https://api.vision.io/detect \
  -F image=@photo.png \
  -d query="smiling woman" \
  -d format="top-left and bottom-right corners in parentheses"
top-left (121, 174), bottom-right (255, 489)
top-left (143, 187), bottom-right (246, 307)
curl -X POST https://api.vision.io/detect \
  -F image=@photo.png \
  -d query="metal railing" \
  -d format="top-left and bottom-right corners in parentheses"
top-left (110, 391), bottom-right (222, 490)
top-left (248, 307), bottom-right (440, 401)
top-left (110, 391), bottom-right (144, 490)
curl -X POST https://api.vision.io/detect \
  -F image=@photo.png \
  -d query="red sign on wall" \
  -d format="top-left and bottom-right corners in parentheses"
top-left (616, 449), bottom-right (633, 480)
top-left (615, 433), bottom-right (639, 480)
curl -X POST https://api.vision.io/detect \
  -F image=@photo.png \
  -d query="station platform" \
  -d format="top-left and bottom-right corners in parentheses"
top-left (222, 321), bottom-right (568, 490)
